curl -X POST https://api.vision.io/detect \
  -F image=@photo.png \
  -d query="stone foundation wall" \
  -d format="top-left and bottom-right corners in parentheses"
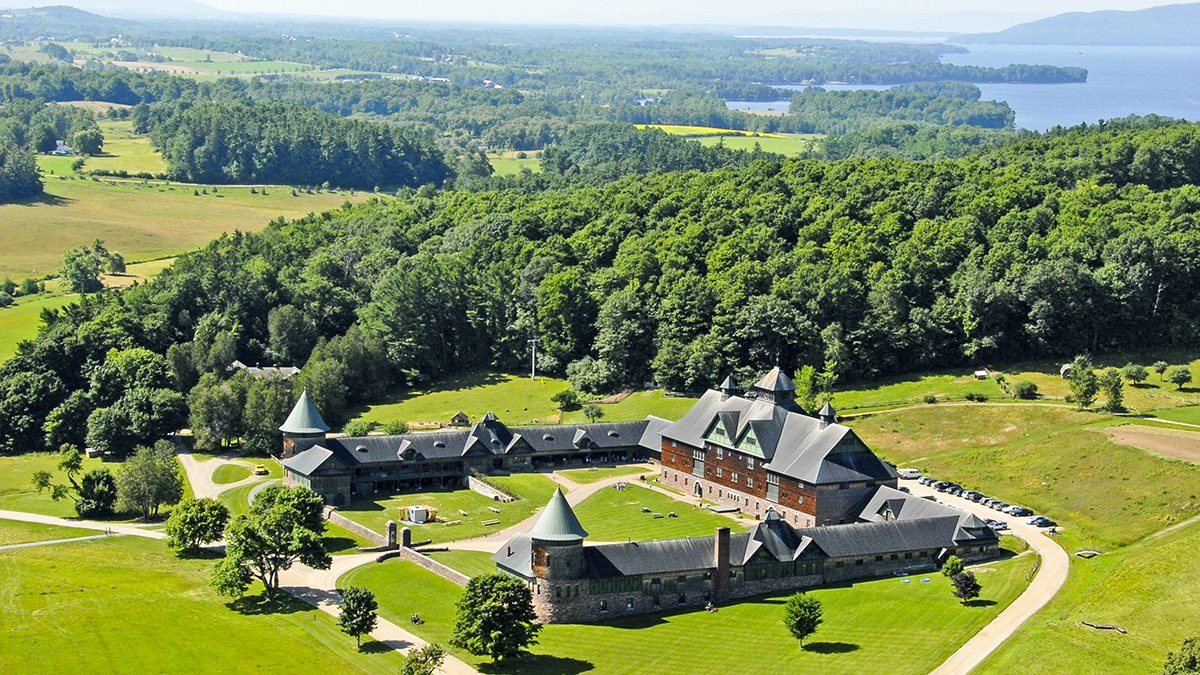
top-left (394, 546), bottom-right (470, 586)
top-left (468, 475), bottom-right (517, 502)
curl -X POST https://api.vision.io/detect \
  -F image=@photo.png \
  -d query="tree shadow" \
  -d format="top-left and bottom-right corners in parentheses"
top-left (174, 547), bottom-right (224, 560)
top-left (478, 654), bottom-right (594, 674)
top-left (226, 592), bottom-right (312, 616)
top-left (963, 599), bottom-right (997, 608)
top-left (803, 641), bottom-right (860, 654)
top-left (323, 536), bottom-right (360, 555)
top-left (13, 192), bottom-right (72, 207)
top-left (358, 639), bottom-right (397, 654)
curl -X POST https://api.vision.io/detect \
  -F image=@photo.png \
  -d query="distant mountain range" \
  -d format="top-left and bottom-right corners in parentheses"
top-left (955, 2), bottom-right (1200, 46)
top-left (0, 5), bottom-right (137, 40)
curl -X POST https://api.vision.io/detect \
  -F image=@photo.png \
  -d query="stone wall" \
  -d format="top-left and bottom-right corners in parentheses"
top-left (468, 475), bottom-right (517, 502)
top-left (324, 507), bottom-right (387, 547)
top-left (394, 546), bottom-right (470, 586)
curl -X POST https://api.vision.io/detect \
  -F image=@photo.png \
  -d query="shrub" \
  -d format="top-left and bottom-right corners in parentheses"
top-left (0, 292), bottom-right (12, 308)
top-left (941, 555), bottom-right (964, 577)
top-left (1013, 380), bottom-right (1039, 399)
top-left (382, 419), bottom-right (409, 435)
top-left (342, 419), bottom-right (375, 437)
top-left (964, 392), bottom-right (987, 402)
top-left (923, 394), bottom-right (938, 404)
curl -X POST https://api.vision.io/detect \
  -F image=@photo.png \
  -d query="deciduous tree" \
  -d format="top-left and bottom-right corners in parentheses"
top-left (1067, 355), bottom-right (1099, 409)
top-left (165, 497), bottom-right (230, 552)
top-left (1167, 366), bottom-right (1193, 390)
top-left (782, 592), bottom-right (823, 646)
top-left (941, 554), bottom-right (964, 578)
top-left (400, 644), bottom-right (447, 675)
top-left (337, 585), bottom-right (378, 647)
top-left (117, 441), bottom-right (184, 520)
top-left (1162, 636), bottom-right (1200, 675)
top-left (1099, 368), bottom-right (1124, 412)
top-left (449, 574), bottom-right (541, 662)
top-left (951, 571), bottom-right (981, 604)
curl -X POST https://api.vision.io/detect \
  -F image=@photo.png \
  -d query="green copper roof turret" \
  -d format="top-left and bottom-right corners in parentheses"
top-left (528, 487), bottom-right (588, 542)
top-left (279, 389), bottom-right (330, 435)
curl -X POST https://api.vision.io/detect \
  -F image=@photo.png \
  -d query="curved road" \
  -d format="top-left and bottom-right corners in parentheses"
top-left (911, 482), bottom-right (1070, 675)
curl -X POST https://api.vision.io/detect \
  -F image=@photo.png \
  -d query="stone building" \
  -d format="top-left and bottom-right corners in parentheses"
top-left (658, 367), bottom-right (898, 527)
top-left (279, 392), bottom-right (671, 506)
top-left (493, 485), bottom-right (999, 623)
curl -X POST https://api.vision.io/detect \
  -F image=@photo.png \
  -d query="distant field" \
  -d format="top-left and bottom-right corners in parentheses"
top-left (346, 549), bottom-right (1034, 675)
top-left (54, 100), bottom-right (132, 113)
top-left (562, 389), bottom-right (698, 424)
top-left (636, 124), bottom-right (785, 138)
top-left (1, 535), bottom-right (405, 674)
top-left (0, 176), bottom-right (367, 281)
top-left (0, 294), bottom-right (78, 363)
top-left (351, 371), bottom-right (570, 428)
top-left (693, 134), bottom-right (813, 156)
top-left (83, 120), bottom-right (169, 175)
top-left (487, 152), bottom-right (542, 176)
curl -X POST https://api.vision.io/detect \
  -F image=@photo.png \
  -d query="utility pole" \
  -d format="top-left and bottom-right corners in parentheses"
top-left (528, 338), bottom-right (540, 381)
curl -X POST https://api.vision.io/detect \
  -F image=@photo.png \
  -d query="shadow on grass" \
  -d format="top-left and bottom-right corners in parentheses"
top-left (478, 654), bottom-right (594, 675)
top-left (174, 547), bottom-right (224, 560)
top-left (324, 536), bottom-right (362, 555)
top-left (226, 592), bottom-right (313, 616)
top-left (359, 639), bottom-right (402, 654)
top-left (803, 641), bottom-right (860, 654)
top-left (963, 599), bottom-right (997, 608)
top-left (13, 192), bottom-right (72, 207)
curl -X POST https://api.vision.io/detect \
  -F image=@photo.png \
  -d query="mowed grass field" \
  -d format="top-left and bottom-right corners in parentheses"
top-left (338, 472), bottom-right (561, 544)
top-left (635, 124), bottom-right (818, 156)
top-left (344, 549), bottom-right (1034, 675)
top-left (83, 120), bottom-right (170, 175)
top-left (487, 151), bottom-right (542, 176)
top-left (0, 176), bottom-right (367, 281)
top-left (0, 294), bottom-right (78, 362)
top-left (0, 534), bottom-right (405, 674)
top-left (570, 482), bottom-right (750, 541)
top-left (558, 465), bottom-right (654, 484)
top-left (0, 519), bottom-right (94, 545)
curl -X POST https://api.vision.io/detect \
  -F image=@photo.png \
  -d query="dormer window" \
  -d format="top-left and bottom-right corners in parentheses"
top-left (434, 441), bottom-right (446, 448)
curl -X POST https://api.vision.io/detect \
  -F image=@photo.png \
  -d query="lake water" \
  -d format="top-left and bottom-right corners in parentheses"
top-left (727, 45), bottom-right (1200, 131)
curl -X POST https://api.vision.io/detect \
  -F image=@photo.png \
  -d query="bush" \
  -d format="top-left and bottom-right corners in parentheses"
top-left (922, 394), bottom-right (938, 404)
top-left (941, 555), bottom-right (964, 578)
top-left (382, 419), bottom-right (409, 435)
top-left (965, 392), bottom-right (987, 402)
top-left (342, 419), bottom-right (375, 437)
top-left (551, 388), bottom-right (581, 410)
top-left (19, 277), bottom-right (39, 296)
top-left (1013, 380), bottom-right (1039, 399)
top-left (0, 292), bottom-right (12, 308)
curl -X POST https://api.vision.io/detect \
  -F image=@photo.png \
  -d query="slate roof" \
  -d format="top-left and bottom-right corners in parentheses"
top-left (281, 446), bottom-right (344, 476)
top-left (493, 532), bottom-right (534, 575)
top-left (661, 389), bottom-right (896, 485)
top-left (528, 488), bottom-right (589, 542)
top-left (313, 418), bottom-right (655, 468)
top-left (638, 415), bottom-right (672, 451)
top-left (754, 366), bottom-right (796, 392)
top-left (279, 390), bottom-right (330, 435)
top-left (858, 486), bottom-right (996, 545)
top-left (584, 536), bottom-right (720, 577)
top-left (795, 517), bottom-right (971, 558)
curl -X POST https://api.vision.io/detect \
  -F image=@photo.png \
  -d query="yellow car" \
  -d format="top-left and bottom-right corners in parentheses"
top-left (253, 464), bottom-right (269, 476)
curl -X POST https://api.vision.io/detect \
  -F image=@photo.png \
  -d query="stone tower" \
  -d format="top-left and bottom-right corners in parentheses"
top-left (528, 488), bottom-right (588, 622)
top-left (278, 389), bottom-right (330, 458)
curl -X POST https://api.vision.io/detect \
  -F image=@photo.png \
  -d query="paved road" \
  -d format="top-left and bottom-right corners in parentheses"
top-left (0, 509), bottom-right (166, 540)
top-left (175, 447), bottom-right (262, 500)
top-left (0, 532), bottom-right (117, 550)
top-left (279, 554), bottom-right (479, 675)
top-left (912, 482), bottom-right (1070, 675)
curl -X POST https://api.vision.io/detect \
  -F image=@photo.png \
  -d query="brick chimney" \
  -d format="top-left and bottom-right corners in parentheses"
top-left (713, 526), bottom-right (730, 602)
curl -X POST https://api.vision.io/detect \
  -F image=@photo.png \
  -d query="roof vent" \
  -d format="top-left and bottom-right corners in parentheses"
top-left (543, 434), bottom-right (554, 441)
top-left (434, 441), bottom-right (446, 448)
top-left (607, 430), bottom-right (619, 437)
top-left (355, 445), bottom-right (368, 453)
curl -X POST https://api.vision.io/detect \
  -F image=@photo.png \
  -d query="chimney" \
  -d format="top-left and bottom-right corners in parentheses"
top-left (713, 526), bottom-right (730, 602)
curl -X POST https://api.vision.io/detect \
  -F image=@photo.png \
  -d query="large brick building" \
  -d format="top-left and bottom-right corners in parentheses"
top-left (659, 367), bottom-right (897, 527)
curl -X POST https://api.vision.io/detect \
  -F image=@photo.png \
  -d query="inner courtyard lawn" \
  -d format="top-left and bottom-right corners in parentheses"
top-left (338, 473), bottom-right (561, 544)
top-left (558, 465), bottom-right (654, 484)
top-left (0, 535), bottom-right (405, 674)
top-left (570, 483), bottom-right (751, 542)
top-left (343, 551), bottom-right (1035, 675)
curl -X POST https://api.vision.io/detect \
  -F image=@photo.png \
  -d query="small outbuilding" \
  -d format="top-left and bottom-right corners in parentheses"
top-left (450, 411), bottom-right (470, 426)
top-left (973, 370), bottom-right (988, 380)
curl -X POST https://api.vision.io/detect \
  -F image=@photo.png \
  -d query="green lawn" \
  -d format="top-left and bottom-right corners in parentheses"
top-left (558, 465), bottom-right (654, 484)
top-left (422, 548), bottom-right (499, 579)
top-left (1149, 405), bottom-right (1200, 424)
top-left (211, 463), bottom-right (251, 485)
top-left (217, 480), bottom-right (369, 555)
top-left (217, 482), bottom-right (260, 521)
top-left (0, 452), bottom-right (127, 518)
top-left (833, 371), bottom-right (1008, 410)
top-left (0, 536), bottom-right (405, 674)
top-left (571, 483), bottom-right (750, 542)
top-left (339, 474), bottom-right (559, 545)
top-left (0, 520), bottom-right (94, 545)
top-left (848, 405), bottom-right (1200, 549)
top-left (488, 154), bottom-right (542, 176)
top-left (0, 293), bottom-right (78, 363)
top-left (0, 175), bottom-right (368, 282)
top-left (83, 121), bottom-right (169, 175)
top-left (978, 518), bottom-right (1200, 675)
top-left (345, 549), bottom-right (1033, 675)
top-left (350, 371), bottom-right (571, 429)
top-left (482, 472), bottom-right (561, 505)
top-left (694, 133), bottom-right (813, 156)
top-left (561, 389), bottom-right (698, 424)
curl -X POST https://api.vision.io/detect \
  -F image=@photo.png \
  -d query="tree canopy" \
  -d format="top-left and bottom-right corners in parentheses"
top-left (449, 573), bottom-right (541, 662)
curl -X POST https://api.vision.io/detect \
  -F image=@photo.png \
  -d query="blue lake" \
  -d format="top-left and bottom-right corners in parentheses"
top-left (727, 44), bottom-right (1200, 131)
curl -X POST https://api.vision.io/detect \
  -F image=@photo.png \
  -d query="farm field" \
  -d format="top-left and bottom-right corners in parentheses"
top-left (848, 405), bottom-right (1200, 549)
top-left (693, 133), bottom-right (814, 156)
top-left (0, 293), bottom-right (78, 362)
top-left (570, 482), bottom-right (751, 541)
top-left (344, 549), bottom-right (1034, 675)
top-left (0, 534), bottom-right (405, 674)
top-left (338, 472), bottom-right (561, 544)
top-left (350, 372), bottom-right (571, 429)
top-left (0, 452), bottom-right (127, 518)
top-left (83, 120), bottom-right (170, 175)
top-left (833, 370), bottom-right (1009, 410)
top-left (635, 124), bottom-right (785, 137)
top-left (488, 151), bottom-right (542, 175)
top-left (0, 175), bottom-right (368, 281)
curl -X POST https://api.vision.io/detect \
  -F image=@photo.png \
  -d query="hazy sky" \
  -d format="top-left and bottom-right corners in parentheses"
top-left (196, 0), bottom-right (1174, 29)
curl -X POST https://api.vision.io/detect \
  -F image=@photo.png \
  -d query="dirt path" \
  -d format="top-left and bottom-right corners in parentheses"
top-left (0, 532), bottom-right (116, 550)
top-left (1100, 423), bottom-right (1200, 463)
top-left (912, 483), bottom-right (1070, 675)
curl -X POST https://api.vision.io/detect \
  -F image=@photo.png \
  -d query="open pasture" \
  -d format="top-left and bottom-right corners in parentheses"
top-left (0, 294), bottom-right (78, 363)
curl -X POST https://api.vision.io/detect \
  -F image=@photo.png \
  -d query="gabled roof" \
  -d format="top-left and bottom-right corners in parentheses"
top-left (638, 415), bottom-right (672, 451)
top-left (281, 446), bottom-right (346, 477)
top-left (858, 486), bottom-right (995, 544)
top-left (528, 488), bottom-right (588, 542)
top-left (279, 390), bottom-right (330, 435)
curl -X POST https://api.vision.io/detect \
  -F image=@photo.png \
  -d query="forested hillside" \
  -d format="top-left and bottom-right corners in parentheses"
top-left (2, 117), bottom-right (1199, 452)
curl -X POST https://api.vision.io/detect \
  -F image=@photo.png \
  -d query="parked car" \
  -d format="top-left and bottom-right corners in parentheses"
top-left (898, 468), bottom-right (922, 480)
top-left (964, 490), bottom-right (985, 501)
top-left (947, 486), bottom-right (963, 496)
top-left (985, 519), bottom-right (1008, 531)
top-left (1007, 506), bottom-right (1034, 517)
top-left (991, 501), bottom-right (1010, 512)
top-left (1028, 516), bottom-right (1057, 527)
top-left (918, 476), bottom-right (935, 486)
top-left (932, 480), bottom-right (951, 491)
top-left (253, 464), bottom-right (269, 476)
top-left (980, 498), bottom-right (996, 507)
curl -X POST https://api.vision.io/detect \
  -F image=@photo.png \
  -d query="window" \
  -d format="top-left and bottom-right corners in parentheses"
top-left (747, 457), bottom-right (755, 469)
top-left (716, 467), bottom-right (723, 478)
top-left (678, 594), bottom-right (686, 605)
top-left (855, 559), bottom-right (864, 566)
top-left (746, 476), bottom-right (754, 488)
top-left (731, 472), bottom-right (739, 483)
top-left (600, 600), bottom-right (608, 612)
top-left (716, 447), bottom-right (724, 460)
top-left (677, 576), bottom-right (686, 583)
top-left (835, 561), bottom-right (844, 568)
top-left (875, 555), bottom-right (883, 562)
top-left (627, 598), bottom-right (634, 610)
top-left (890, 554), bottom-right (899, 561)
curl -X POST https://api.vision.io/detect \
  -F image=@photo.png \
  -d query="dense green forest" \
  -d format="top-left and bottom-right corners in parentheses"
top-left (0, 97), bottom-right (105, 202)
top-left (147, 101), bottom-right (451, 189)
top-left (3, 117), bottom-right (1199, 452)
top-left (786, 88), bottom-right (1015, 134)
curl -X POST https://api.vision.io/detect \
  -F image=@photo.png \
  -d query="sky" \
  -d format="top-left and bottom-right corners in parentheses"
top-left (190, 0), bottom-right (1176, 31)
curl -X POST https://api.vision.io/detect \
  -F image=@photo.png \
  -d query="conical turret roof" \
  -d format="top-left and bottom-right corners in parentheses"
top-left (818, 401), bottom-right (837, 423)
top-left (279, 390), bottom-right (330, 435)
top-left (528, 487), bottom-right (588, 542)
